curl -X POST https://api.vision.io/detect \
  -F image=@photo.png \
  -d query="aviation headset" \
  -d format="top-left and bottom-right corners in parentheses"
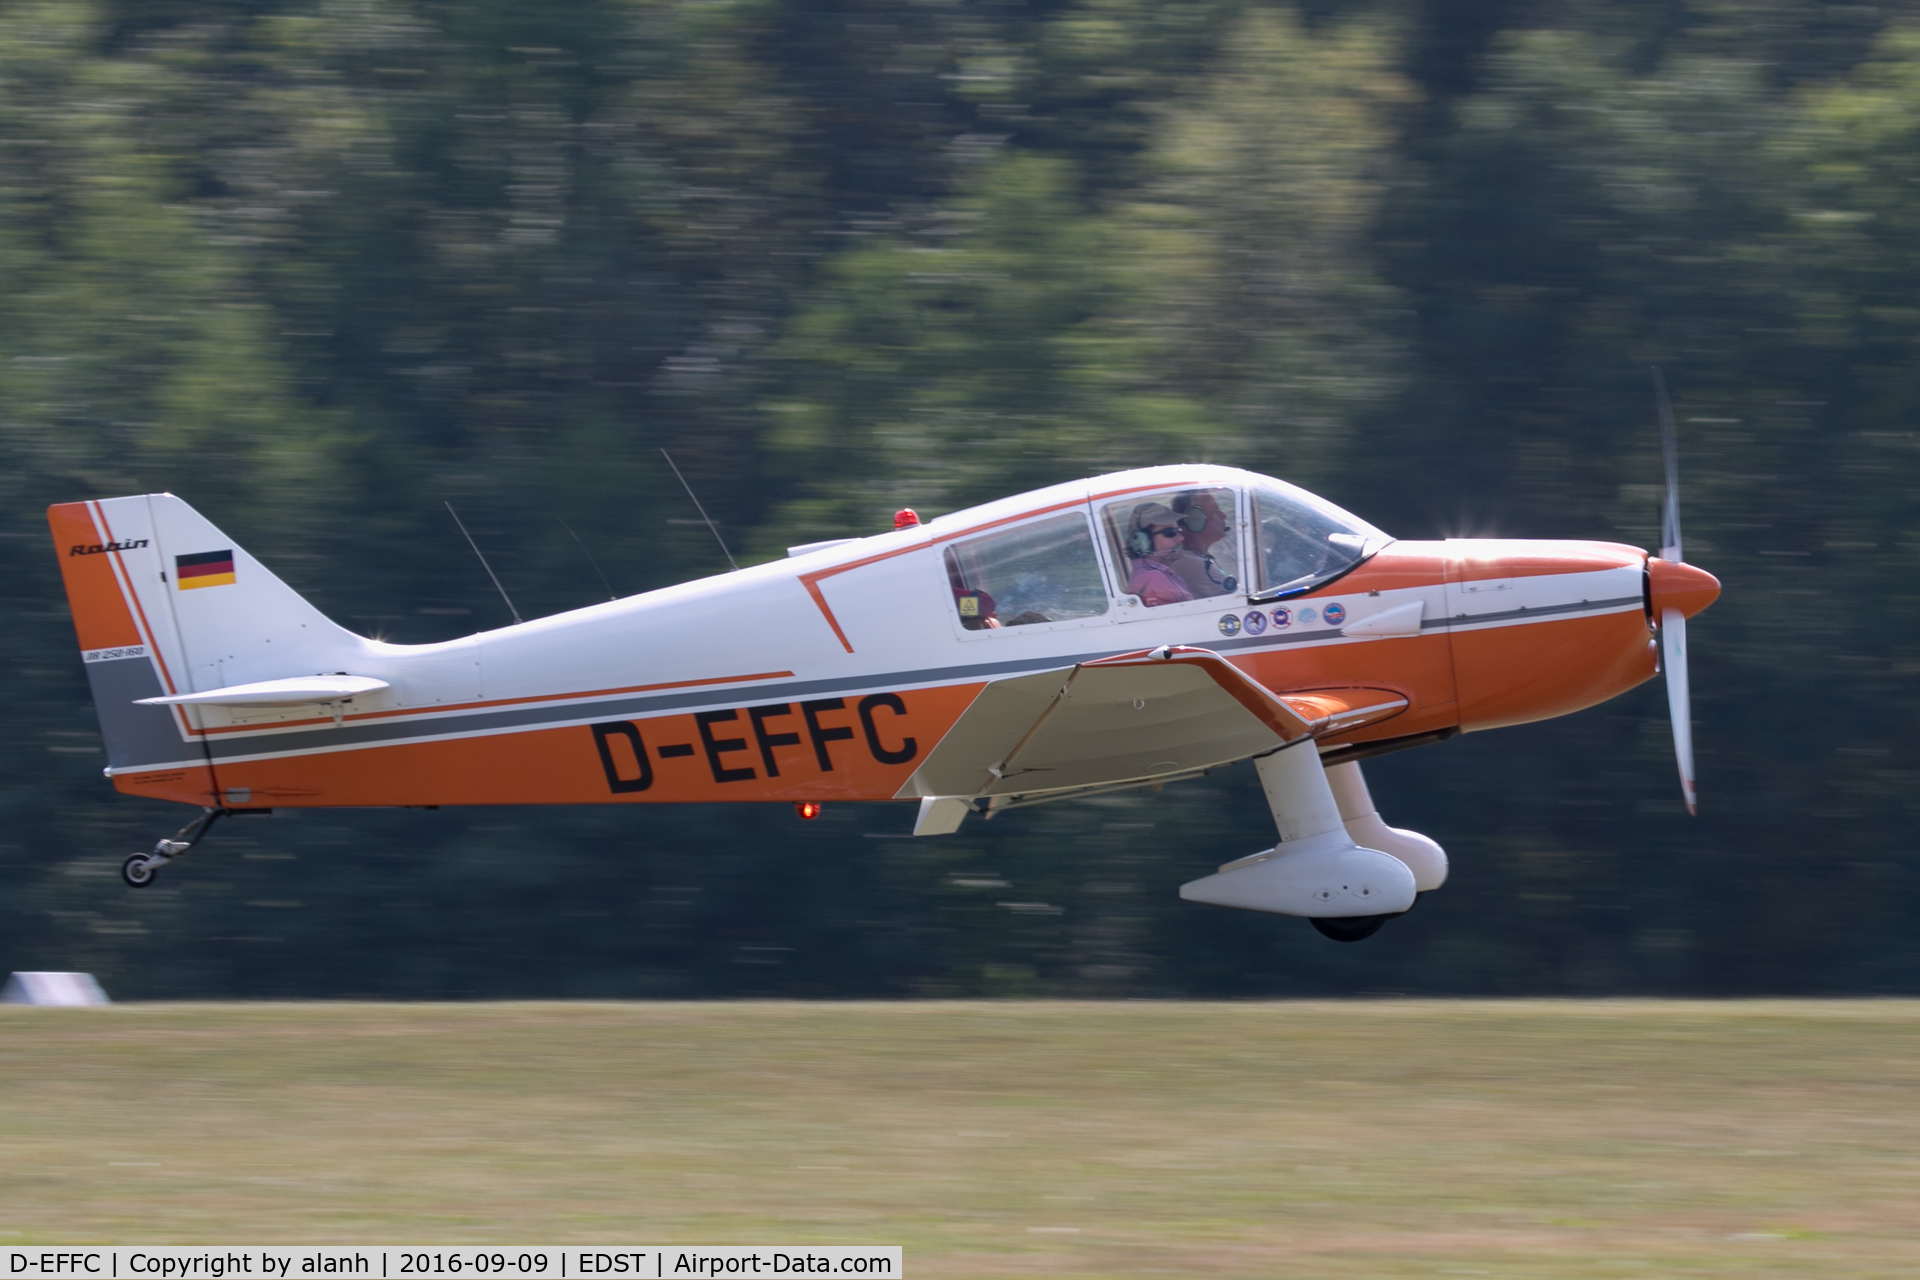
top-left (1128, 505), bottom-right (1208, 557)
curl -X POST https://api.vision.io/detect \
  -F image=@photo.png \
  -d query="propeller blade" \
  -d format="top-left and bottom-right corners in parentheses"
top-left (1652, 368), bottom-right (1695, 813)
top-left (1661, 607), bottom-right (1696, 815)
top-left (1653, 367), bottom-right (1681, 561)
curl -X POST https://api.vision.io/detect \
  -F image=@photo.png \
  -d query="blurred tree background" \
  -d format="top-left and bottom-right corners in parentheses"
top-left (3, 0), bottom-right (1915, 997)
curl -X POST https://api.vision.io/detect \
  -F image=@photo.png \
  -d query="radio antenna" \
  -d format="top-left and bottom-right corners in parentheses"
top-left (445, 501), bottom-right (523, 625)
top-left (558, 517), bottom-right (618, 602)
top-left (660, 448), bottom-right (739, 571)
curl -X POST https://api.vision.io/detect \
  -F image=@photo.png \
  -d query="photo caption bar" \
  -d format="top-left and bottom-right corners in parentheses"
top-left (5, 1249), bottom-right (900, 1280)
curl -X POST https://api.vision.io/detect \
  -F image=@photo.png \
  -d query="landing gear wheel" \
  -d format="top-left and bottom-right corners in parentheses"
top-left (122, 854), bottom-right (158, 889)
top-left (1311, 913), bottom-right (1388, 943)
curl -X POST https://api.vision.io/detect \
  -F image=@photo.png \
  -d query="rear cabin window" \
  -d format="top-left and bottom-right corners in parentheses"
top-left (943, 512), bottom-right (1109, 630)
top-left (1100, 487), bottom-right (1242, 608)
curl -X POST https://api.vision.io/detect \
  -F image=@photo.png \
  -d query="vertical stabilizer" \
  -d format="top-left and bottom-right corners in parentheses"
top-left (50, 497), bottom-right (206, 778)
top-left (48, 495), bottom-right (362, 792)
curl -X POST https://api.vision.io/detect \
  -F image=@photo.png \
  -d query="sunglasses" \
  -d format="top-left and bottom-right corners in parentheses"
top-left (1150, 526), bottom-right (1184, 538)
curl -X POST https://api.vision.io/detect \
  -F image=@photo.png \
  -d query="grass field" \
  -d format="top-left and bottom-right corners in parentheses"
top-left (3, 1001), bottom-right (1919, 1277)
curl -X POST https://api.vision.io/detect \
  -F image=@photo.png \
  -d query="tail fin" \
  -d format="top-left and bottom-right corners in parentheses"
top-left (48, 495), bottom-right (361, 781)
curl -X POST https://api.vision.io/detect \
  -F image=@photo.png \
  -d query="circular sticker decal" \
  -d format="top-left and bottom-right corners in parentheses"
top-left (1270, 607), bottom-right (1291, 629)
top-left (1298, 606), bottom-right (1318, 625)
top-left (1242, 610), bottom-right (1268, 636)
top-left (1217, 613), bottom-right (1241, 636)
top-left (1323, 601), bottom-right (1347, 627)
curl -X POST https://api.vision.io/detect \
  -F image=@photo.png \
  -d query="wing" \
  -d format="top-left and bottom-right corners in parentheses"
top-left (897, 645), bottom-right (1406, 802)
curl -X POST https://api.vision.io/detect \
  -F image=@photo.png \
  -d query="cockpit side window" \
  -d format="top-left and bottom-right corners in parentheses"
top-left (1100, 487), bottom-right (1241, 608)
top-left (1251, 481), bottom-right (1389, 598)
top-left (943, 511), bottom-right (1109, 630)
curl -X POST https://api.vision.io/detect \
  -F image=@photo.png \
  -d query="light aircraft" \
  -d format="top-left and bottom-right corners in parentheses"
top-left (48, 418), bottom-right (1718, 943)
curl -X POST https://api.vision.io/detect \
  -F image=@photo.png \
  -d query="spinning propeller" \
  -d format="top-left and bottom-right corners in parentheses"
top-left (1649, 369), bottom-right (1718, 815)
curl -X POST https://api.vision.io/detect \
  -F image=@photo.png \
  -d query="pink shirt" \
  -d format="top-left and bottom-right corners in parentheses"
top-left (1126, 557), bottom-right (1194, 607)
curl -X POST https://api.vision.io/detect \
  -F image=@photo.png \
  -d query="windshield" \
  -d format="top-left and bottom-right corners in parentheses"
top-left (1250, 481), bottom-right (1389, 599)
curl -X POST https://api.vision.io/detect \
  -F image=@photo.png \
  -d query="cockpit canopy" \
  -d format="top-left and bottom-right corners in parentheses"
top-left (937, 470), bottom-right (1389, 630)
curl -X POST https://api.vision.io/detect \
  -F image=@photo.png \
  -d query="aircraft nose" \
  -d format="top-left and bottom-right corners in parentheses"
top-left (1647, 557), bottom-right (1720, 620)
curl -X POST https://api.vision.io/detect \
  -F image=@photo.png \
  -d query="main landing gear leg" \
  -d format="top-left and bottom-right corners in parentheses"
top-left (1177, 744), bottom-right (1418, 938)
top-left (122, 808), bottom-right (225, 889)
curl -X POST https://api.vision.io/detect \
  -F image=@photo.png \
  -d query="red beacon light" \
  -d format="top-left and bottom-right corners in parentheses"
top-left (894, 508), bottom-right (920, 530)
top-left (795, 801), bottom-right (822, 820)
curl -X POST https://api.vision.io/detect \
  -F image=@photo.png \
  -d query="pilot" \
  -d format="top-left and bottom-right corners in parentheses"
top-left (1165, 492), bottom-right (1236, 600)
top-left (1124, 504), bottom-right (1196, 607)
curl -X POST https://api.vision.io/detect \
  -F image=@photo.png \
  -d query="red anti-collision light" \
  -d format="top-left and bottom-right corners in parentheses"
top-left (894, 509), bottom-right (920, 530)
top-left (795, 801), bottom-right (822, 820)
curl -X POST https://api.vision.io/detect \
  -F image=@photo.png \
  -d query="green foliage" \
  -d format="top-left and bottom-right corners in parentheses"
top-left (760, 151), bottom-right (1219, 544)
top-left (759, 7), bottom-right (1411, 541)
top-left (0, 1), bottom-right (341, 516)
top-left (1114, 6), bottom-right (1412, 485)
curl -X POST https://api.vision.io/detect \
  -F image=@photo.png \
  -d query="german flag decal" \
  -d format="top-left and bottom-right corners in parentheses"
top-left (176, 549), bottom-right (236, 590)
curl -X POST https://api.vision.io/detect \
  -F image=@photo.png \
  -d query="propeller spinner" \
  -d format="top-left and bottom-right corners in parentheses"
top-left (1649, 369), bottom-right (1721, 815)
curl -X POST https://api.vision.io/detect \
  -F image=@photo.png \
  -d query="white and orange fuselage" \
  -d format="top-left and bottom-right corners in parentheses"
top-left (49, 465), bottom-right (1719, 819)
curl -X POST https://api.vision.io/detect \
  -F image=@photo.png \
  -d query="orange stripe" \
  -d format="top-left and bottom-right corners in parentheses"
top-left (110, 764), bottom-right (222, 807)
top-left (47, 503), bottom-right (143, 651)
top-left (798, 576), bottom-right (859, 653)
top-left (211, 682), bottom-right (986, 806)
top-left (798, 545), bottom-right (926, 653)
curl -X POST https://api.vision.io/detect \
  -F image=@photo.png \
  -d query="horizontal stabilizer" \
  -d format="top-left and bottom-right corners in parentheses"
top-left (136, 675), bottom-right (389, 708)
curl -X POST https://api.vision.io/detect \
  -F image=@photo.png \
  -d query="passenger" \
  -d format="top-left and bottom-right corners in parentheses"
top-left (954, 586), bottom-right (1000, 629)
top-left (1124, 504), bottom-right (1196, 607)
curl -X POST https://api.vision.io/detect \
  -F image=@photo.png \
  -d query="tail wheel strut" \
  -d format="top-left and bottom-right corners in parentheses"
top-left (121, 808), bottom-right (225, 889)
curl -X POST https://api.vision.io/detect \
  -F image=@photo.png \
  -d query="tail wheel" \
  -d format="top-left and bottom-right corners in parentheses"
top-left (1310, 914), bottom-right (1388, 943)
top-left (121, 854), bottom-right (157, 889)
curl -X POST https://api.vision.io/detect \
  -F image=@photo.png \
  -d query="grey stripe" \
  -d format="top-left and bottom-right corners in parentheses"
top-left (1203, 593), bottom-right (1640, 654)
top-left (87, 657), bottom-right (203, 770)
top-left (202, 652), bottom-right (1121, 762)
top-left (199, 594), bottom-right (1644, 763)
top-left (1439, 594), bottom-right (1642, 628)
top-left (1209, 624), bottom-right (1355, 655)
